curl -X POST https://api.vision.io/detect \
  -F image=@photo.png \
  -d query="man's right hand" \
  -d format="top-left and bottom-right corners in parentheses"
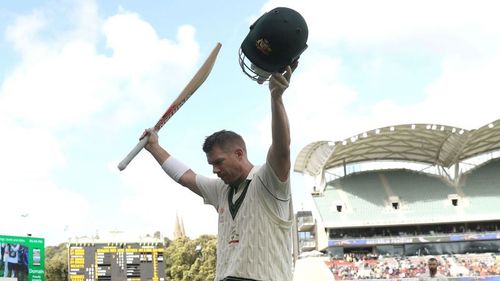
top-left (141, 128), bottom-right (159, 152)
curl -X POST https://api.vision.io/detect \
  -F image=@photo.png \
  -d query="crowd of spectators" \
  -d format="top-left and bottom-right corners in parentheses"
top-left (326, 253), bottom-right (499, 280)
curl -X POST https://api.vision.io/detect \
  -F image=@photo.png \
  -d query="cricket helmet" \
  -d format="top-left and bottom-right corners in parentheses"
top-left (239, 7), bottom-right (308, 83)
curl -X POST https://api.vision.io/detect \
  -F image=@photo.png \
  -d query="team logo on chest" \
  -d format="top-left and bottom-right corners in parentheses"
top-left (228, 225), bottom-right (240, 245)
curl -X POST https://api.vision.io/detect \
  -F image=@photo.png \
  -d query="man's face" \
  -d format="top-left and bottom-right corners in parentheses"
top-left (206, 145), bottom-right (242, 185)
top-left (428, 260), bottom-right (438, 275)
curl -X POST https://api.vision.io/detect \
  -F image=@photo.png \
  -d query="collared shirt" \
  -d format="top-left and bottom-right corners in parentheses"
top-left (196, 162), bottom-right (293, 281)
top-left (419, 272), bottom-right (449, 281)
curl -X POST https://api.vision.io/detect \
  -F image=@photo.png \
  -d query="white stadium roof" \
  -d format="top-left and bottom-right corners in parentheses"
top-left (294, 119), bottom-right (500, 176)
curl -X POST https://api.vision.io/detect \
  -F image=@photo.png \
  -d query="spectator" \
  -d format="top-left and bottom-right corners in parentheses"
top-left (4, 244), bottom-right (19, 278)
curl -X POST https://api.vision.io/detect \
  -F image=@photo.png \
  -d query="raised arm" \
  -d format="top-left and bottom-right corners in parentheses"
top-left (266, 64), bottom-right (295, 181)
top-left (142, 129), bottom-right (202, 197)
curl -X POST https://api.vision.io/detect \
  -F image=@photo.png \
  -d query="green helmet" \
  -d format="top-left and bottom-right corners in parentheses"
top-left (239, 7), bottom-right (308, 83)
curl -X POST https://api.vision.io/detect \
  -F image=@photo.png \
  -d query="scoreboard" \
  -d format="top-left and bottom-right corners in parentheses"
top-left (68, 243), bottom-right (165, 281)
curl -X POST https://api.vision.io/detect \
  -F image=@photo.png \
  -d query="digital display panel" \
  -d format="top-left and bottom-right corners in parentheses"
top-left (0, 234), bottom-right (45, 281)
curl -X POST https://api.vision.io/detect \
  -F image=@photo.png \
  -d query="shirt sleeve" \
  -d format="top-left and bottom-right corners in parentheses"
top-left (257, 162), bottom-right (291, 201)
top-left (195, 174), bottom-right (224, 210)
top-left (254, 162), bottom-right (292, 221)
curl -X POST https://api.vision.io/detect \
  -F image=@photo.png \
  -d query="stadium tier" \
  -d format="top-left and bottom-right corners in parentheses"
top-left (461, 158), bottom-right (500, 215)
top-left (314, 164), bottom-right (500, 227)
top-left (293, 119), bottom-right (500, 280)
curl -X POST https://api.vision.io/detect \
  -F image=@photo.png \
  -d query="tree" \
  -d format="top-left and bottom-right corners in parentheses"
top-left (164, 235), bottom-right (216, 281)
top-left (186, 235), bottom-right (216, 281)
top-left (45, 243), bottom-right (68, 281)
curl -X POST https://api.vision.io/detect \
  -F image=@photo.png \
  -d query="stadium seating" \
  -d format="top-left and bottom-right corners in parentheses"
top-left (317, 163), bottom-right (500, 227)
top-left (460, 159), bottom-right (500, 217)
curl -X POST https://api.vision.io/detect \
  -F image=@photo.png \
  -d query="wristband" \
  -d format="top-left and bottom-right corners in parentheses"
top-left (161, 156), bottom-right (190, 182)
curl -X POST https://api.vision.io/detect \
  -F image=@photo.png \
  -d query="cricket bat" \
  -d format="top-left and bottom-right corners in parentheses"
top-left (118, 42), bottom-right (222, 171)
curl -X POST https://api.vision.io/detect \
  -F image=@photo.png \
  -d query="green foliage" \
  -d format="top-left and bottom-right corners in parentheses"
top-left (165, 235), bottom-right (217, 281)
top-left (45, 243), bottom-right (68, 281)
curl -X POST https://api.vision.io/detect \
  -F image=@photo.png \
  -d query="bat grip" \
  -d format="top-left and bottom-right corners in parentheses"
top-left (117, 135), bottom-right (149, 171)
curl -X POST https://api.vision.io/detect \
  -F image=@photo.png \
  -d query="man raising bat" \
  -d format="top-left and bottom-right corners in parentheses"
top-left (142, 63), bottom-right (296, 281)
top-left (142, 7), bottom-right (308, 281)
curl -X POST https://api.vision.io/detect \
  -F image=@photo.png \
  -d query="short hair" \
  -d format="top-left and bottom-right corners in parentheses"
top-left (428, 257), bottom-right (438, 263)
top-left (203, 130), bottom-right (246, 153)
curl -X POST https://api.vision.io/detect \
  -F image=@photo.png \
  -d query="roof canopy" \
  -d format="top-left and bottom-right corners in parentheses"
top-left (294, 119), bottom-right (500, 176)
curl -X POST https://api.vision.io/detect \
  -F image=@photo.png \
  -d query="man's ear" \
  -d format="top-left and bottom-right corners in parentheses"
top-left (235, 148), bottom-right (244, 159)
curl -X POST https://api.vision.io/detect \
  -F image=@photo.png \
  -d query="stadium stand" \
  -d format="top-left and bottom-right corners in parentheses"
top-left (293, 119), bottom-right (500, 280)
top-left (461, 158), bottom-right (500, 217)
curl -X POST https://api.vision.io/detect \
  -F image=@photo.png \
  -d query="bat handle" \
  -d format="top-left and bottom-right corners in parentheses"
top-left (117, 136), bottom-right (149, 171)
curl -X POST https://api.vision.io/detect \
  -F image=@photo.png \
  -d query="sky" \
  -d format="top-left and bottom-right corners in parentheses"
top-left (1, 0), bottom-right (500, 246)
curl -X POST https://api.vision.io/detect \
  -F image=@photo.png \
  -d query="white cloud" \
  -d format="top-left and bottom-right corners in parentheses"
top-left (0, 1), bottom-right (203, 244)
top-left (103, 13), bottom-right (198, 76)
top-left (416, 55), bottom-right (500, 127)
top-left (264, 0), bottom-right (500, 53)
top-left (253, 0), bottom-right (500, 146)
top-left (114, 154), bottom-right (217, 239)
top-left (0, 120), bottom-right (93, 244)
top-left (1, 9), bottom-right (199, 130)
top-left (356, 54), bottom-right (500, 130)
top-left (0, 123), bottom-right (64, 179)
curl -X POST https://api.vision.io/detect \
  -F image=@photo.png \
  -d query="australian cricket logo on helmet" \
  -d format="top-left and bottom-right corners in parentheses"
top-left (239, 7), bottom-right (309, 84)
